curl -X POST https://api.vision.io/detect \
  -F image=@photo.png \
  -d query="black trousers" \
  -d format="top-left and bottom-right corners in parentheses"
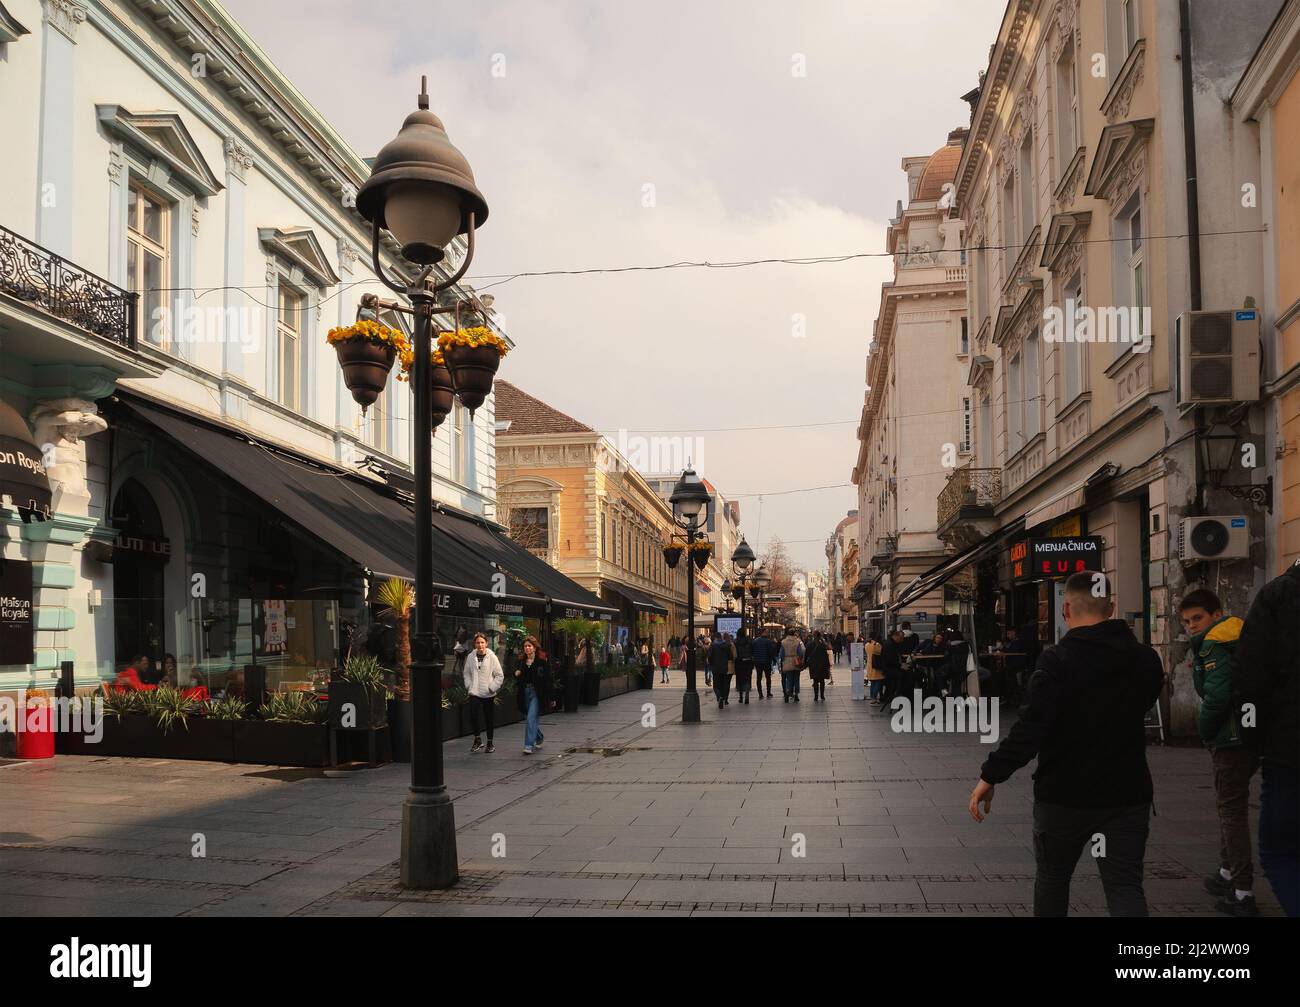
top-left (713, 672), bottom-right (732, 703)
top-left (812, 678), bottom-right (826, 700)
top-left (736, 660), bottom-right (753, 694)
top-left (1032, 802), bottom-right (1151, 917)
top-left (469, 695), bottom-right (495, 741)
top-left (756, 665), bottom-right (773, 696)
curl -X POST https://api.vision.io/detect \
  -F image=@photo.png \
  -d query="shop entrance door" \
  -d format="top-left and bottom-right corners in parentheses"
top-left (111, 479), bottom-right (168, 671)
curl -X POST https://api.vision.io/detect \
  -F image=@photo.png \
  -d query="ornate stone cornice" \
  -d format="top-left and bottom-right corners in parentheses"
top-left (107, 146), bottom-right (125, 182)
top-left (1053, 145), bottom-right (1086, 208)
top-left (1084, 119), bottom-right (1154, 203)
top-left (43, 0), bottom-right (86, 43)
top-left (1049, 0), bottom-right (1080, 64)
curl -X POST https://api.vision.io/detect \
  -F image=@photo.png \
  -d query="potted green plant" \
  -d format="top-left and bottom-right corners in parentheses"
top-left (556, 616), bottom-right (605, 707)
top-left (328, 653), bottom-right (389, 731)
top-left (375, 578), bottom-right (413, 760)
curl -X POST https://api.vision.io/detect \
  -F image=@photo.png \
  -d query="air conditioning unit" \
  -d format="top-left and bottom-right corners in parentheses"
top-left (1179, 516), bottom-right (1249, 562)
top-left (1176, 310), bottom-right (1260, 406)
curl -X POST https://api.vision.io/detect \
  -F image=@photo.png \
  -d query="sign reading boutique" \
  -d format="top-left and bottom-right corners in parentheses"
top-left (1011, 536), bottom-right (1105, 581)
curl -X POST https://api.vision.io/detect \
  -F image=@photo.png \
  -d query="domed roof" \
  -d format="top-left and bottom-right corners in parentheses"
top-left (915, 142), bottom-right (962, 202)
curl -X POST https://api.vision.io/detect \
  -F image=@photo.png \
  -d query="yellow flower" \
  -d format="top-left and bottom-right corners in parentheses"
top-left (436, 326), bottom-right (510, 357)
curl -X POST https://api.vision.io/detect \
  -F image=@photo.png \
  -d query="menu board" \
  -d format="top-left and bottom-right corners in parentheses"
top-left (0, 559), bottom-right (34, 666)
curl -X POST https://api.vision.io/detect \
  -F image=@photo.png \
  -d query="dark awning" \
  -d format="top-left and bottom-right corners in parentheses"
top-left (890, 519), bottom-right (1025, 613)
top-left (604, 580), bottom-right (670, 615)
top-left (0, 400), bottom-right (51, 520)
top-left (432, 504), bottom-right (618, 619)
top-left (116, 396), bottom-right (546, 614)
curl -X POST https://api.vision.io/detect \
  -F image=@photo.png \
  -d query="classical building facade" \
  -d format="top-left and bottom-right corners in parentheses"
top-left (0, 0), bottom-right (506, 702)
top-left (1233, 0), bottom-right (1300, 575)
top-left (825, 511), bottom-right (859, 635)
top-left (913, 0), bottom-right (1280, 736)
top-left (494, 381), bottom-right (687, 650)
top-left (852, 129), bottom-right (970, 633)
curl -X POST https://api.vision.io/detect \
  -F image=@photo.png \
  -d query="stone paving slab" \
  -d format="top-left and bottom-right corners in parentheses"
top-left (0, 677), bottom-right (1284, 917)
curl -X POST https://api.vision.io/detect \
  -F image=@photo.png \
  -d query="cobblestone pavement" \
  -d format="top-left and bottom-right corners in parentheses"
top-left (0, 667), bottom-right (1283, 916)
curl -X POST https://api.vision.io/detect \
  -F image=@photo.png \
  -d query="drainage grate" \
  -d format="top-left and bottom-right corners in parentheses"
top-left (563, 746), bottom-right (651, 758)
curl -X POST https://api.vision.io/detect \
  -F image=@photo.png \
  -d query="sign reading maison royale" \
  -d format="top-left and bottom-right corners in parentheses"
top-left (0, 559), bottom-right (34, 666)
top-left (0, 434), bottom-right (52, 518)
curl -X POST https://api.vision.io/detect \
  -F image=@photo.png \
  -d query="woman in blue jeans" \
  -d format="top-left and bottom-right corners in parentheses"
top-left (514, 636), bottom-right (548, 755)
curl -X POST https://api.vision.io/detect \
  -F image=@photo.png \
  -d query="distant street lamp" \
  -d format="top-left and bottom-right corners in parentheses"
top-left (752, 565), bottom-right (772, 630)
top-left (339, 77), bottom-right (493, 891)
top-left (668, 467), bottom-right (712, 724)
top-left (731, 536), bottom-right (755, 633)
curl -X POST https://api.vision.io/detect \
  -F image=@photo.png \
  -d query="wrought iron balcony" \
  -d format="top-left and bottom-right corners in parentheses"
top-left (937, 466), bottom-right (1002, 529)
top-left (0, 224), bottom-right (137, 349)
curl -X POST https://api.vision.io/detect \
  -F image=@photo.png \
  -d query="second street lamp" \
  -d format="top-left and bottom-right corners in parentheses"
top-left (668, 466), bottom-right (711, 724)
top-left (731, 536), bottom-right (755, 634)
top-left (342, 77), bottom-right (495, 891)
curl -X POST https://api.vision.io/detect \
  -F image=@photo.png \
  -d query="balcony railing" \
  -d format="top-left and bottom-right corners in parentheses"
top-left (0, 224), bottom-right (137, 349)
top-left (871, 534), bottom-right (897, 566)
top-left (937, 466), bottom-right (1002, 528)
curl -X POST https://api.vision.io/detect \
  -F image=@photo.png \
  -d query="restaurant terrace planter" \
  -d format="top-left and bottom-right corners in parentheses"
top-left (327, 681), bottom-right (388, 731)
top-left (232, 720), bottom-right (330, 767)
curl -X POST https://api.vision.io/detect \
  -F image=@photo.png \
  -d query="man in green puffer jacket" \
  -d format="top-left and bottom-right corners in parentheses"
top-left (1181, 589), bottom-right (1259, 917)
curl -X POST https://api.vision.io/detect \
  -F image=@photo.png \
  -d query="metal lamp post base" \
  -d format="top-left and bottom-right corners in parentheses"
top-left (681, 690), bottom-right (701, 724)
top-left (400, 788), bottom-right (458, 889)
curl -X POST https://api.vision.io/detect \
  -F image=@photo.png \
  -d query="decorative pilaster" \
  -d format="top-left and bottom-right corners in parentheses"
top-left (42, 0), bottom-right (86, 43)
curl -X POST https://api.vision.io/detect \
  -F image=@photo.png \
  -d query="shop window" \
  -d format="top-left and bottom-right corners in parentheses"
top-left (127, 181), bottom-right (170, 347)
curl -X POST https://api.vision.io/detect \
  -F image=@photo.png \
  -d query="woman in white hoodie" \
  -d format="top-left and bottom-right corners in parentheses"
top-left (464, 632), bottom-right (504, 754)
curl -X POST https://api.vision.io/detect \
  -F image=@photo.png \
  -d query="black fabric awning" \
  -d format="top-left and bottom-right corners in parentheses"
top-left (432, 504), bottom-right (618, 619)
top-left (0, 400), bottom-right (51, 520)
top-left (890, 519), bottom-right (1025, 613)
top-left (116, 396), bottom-right (546, 614)
top-left (604, 579), bottom-right (670, 615)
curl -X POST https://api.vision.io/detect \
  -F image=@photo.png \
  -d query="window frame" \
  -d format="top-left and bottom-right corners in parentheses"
top-left (276, 284), bottom-right (303, 411)
top-left (126, 179), bottom-right (171, 349)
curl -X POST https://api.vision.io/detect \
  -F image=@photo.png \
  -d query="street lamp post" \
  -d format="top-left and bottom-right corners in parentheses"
top-left (668, 467), bottom-right (711, 724)
top-left (347, 78), bottom-right (491, 891)
top-left (752, 565), bottom-right (771, 632)
top-left (731, 537), bottom-right (755, 634)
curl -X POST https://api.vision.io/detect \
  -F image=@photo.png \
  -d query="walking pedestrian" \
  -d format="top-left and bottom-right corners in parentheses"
top-left (832, 632), bottom-right (844, 665)
top-left (514, 635), bottom-right (548, 755)
top-left (735, 629), bottom-right (754, 704)
top-left (969, 572), bottom-right (1164, 917)
top-left (709, 632), bottom-right (735, 708)
top-left (464, 632), bottom-right (505, 754)
top-left (1234, 559), bottom-right (1300, 918)
top-left (807, 630), bottom-right (831, 701)
top-left (700, 633), bottom-right (713, 687)
top-left (1180, 589), bottom-right (1259, 916)
top-left (659, 644), bottom-right (671, 683)
top-left (866, 632), bottom-right (885, 705)
top-left (877, 629), bottom-right (903, 711)
top-left (779, 626), bottom-right (804, 702)
top-left (751, 629), bottom-right (776, 698)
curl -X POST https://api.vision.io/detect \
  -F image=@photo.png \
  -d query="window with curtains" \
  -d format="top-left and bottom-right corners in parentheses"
top-left (127, 181), bottom-right (169, 347)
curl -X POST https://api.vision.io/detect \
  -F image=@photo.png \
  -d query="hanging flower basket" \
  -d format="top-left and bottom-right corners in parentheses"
top-left (327, 320), bottom-right (408, 410)
top-left (431, 360), bottom-right (455, 429)
top-left (689, 540), bottom-right (713, 570)
top-left (438, 326), bottom-right (509, 414)
top-left (662, 545), bottom-right (683, 569)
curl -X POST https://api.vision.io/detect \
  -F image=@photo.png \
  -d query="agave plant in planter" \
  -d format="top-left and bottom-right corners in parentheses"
top-left (327, 319), bottom-right (409, 411)
top-left (437, 325), bottom-right (509, 414)
top-left (328, 653), bottom-right (390, 730)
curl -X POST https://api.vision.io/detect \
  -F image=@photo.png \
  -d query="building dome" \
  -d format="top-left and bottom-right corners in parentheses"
top-left (914, 141), bottom-right (962, 203)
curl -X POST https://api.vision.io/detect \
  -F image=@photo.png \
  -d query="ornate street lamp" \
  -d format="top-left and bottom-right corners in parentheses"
top-left (731, 536), bottom-right (755, 633)
top-left (753, 565), bottom-right (772, 630)
top-left (342, 78), bottom-right (493, 891)
top-left (669, 466), bottom-right (711, 724)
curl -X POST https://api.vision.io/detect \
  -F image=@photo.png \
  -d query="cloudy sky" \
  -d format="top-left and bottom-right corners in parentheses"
top-left (220, 0), bottom-right (1007, 570)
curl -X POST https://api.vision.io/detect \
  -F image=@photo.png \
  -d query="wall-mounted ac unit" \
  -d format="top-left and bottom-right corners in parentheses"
top-left (1179, 516), bottom-right (1249, 562)
top-left (1176, 310), bottom-right (1260, 406)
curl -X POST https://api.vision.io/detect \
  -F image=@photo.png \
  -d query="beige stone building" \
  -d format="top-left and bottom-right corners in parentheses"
top-left (494, 381), bottom-right (692, 651)
top-left (896, 0), bottom-right (1280, 736)
top-left (852, 130), bottom-right (970, 636)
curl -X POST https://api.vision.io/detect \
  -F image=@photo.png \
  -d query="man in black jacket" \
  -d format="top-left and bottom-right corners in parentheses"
top-left (1234, 559), bottom-right (1300, 917)
top-left (969, 571), bottom-right (1164, 916)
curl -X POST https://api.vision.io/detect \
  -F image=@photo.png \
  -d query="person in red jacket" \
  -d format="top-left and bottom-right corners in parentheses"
top-left (658, 645), bottom-right (671, 683)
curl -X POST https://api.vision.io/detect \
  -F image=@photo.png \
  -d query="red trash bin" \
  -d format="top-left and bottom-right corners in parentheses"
top-left (16, 694), bottom-right (55, 759)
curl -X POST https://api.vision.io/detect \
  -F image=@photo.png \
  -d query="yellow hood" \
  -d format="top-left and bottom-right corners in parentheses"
top-left (1205, 616), bottom-right (1243, 644)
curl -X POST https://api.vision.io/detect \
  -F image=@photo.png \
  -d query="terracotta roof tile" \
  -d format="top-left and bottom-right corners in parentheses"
top-left (494, 380), bottom-right (594, 435)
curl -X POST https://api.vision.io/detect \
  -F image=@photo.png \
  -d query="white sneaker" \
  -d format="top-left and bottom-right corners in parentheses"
top-left (522, 746), bottom-right (533, 755)
top-left (534, 740), bottom-right (543, 749)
